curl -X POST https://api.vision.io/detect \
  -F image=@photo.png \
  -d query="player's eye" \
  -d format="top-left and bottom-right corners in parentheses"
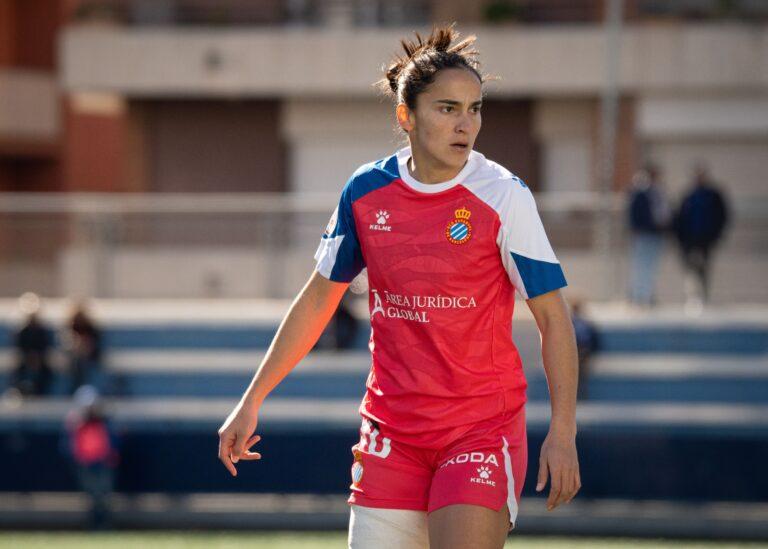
top-left (471, 105), bottom-right (482, 113)
top-left (440, 105), bottom-right (454, 113)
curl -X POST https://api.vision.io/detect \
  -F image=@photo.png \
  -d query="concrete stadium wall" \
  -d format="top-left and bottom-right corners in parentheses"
top-left (639, 95), bottom-right (768, 198)
top-left (61, 25), bottom-right (768, 96)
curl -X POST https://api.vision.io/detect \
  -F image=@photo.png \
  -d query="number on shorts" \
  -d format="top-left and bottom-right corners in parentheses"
top-left (360, 422), bottom-right (391, 459)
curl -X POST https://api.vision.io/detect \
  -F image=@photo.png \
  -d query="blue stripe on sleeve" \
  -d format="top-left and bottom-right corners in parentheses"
top-left (511, 252), bottom-right (567, 299)
top-left (348, 154), bottom-right (399, 202)
top-left (328, 187), bottom-right (363, 282)
top-left (323, 154), bottom-right (399, 282)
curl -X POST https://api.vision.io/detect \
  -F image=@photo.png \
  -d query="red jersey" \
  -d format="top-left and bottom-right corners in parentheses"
top-left (315, 148), bottom-right (566, 448)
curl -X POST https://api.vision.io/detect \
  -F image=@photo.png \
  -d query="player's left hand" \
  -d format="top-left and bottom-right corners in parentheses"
top-left (535, 429), bottom-right (580, 511)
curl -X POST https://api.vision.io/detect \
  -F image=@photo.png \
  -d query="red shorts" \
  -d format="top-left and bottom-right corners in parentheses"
top-left (347, 407), bottom-right (527, 524)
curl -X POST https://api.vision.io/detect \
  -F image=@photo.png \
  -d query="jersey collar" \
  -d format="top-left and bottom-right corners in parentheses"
top-left (396, 147), bottom-right (482, 194)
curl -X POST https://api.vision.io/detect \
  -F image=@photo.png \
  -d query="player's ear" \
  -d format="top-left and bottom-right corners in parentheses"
top-left (396, 103), bottom-right (414, 133)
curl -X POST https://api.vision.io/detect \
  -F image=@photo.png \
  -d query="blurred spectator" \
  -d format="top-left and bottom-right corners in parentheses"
top-left (314, 295), bottom-right (360, 351)
top-left (673, 164), bottom-right (730, 310)
top-left (570, 298), bottom-right (599, 401)
top-left (8, 293), bottom-right (54, 397)
top-left (65, 302), bottom-right (104, 395)
top-left (333, 295), bottom-right (360, 350)
top-left (63, 386), bottom-right (119, 530)
top-left (627, 165), bottom-right (671, 307)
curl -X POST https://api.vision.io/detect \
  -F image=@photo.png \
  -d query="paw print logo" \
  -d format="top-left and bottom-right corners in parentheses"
top-left (376, 210), bottom-right (390, 225)
top-left (477, 466), bottom-right (492, 479)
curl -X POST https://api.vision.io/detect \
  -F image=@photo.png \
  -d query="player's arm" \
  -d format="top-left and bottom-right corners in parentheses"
top-left (217, 270), bottom-right (349, 476)
top-left (526, 289), bottom-right (581, 510)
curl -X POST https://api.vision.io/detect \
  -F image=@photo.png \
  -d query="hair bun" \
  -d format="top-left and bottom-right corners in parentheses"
top-left (385, 60), bottom-right (405, 94)
top-left (429, 26), bottom-right (453, 53)
top-left (376, 24), bottom-right (482, 105)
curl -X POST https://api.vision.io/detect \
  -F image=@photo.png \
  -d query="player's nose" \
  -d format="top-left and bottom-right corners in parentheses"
top-left (455, 113), bottom-right (472, 133)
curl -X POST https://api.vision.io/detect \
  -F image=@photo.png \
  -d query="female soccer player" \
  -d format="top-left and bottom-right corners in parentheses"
top-left (218, 25), bottom-right (580, 549)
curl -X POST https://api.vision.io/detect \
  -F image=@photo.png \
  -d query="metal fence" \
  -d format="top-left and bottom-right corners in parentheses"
top-left (1, 192), bottom-right (766, 302)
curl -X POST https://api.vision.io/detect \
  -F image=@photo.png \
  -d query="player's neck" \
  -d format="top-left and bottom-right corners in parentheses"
top-left (407, 148), bottom-right (464, 185)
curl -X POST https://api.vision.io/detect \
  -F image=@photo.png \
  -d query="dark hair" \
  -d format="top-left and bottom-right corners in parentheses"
top-left (379, 24), bottom-right (484, 110)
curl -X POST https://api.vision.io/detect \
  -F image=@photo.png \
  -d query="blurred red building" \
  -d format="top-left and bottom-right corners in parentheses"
top-left (0, 0), bottom-right (128, 193)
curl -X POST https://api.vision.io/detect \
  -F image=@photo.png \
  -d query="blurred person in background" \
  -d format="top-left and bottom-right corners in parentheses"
top-left (332, 294), bottom-right (360, 350)
top-left (673, 163), bottom-right (729, 311)
top-left (8, 293), bottom-right (54, 397)
top-left (64, 301), bottom-right (104, 395)
top-left (63, 386), bottom-right (120, 530)
top-left (314, 293), bottom-right (361, 351)
top-left (218, 25), bottom-right (579, 549)
top-left (569, 297), bottom-right (598, 401)
top-left (626, 165), bottom-right (671, 307)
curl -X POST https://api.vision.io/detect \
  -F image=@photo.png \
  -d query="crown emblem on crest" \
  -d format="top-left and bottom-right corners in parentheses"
top-left (454, 207), bottom-right (471, 220)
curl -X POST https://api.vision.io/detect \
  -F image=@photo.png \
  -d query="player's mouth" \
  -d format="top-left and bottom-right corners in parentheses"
top-left (450, 142), bottom-right (469, 152)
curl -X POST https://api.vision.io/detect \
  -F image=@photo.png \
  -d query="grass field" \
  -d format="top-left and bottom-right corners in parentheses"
top-left (1, 533), bottom-right (767, 548)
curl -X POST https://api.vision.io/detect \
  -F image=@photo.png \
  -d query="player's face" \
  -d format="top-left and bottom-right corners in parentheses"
top-left (399, 68), bottom-right (482, 178)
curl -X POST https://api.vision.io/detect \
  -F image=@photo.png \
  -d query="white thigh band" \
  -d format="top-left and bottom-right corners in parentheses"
top-left (348, 504), bottom-right (428, 549)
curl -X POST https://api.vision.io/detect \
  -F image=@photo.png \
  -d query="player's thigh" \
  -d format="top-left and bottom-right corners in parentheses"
top-left (348, 504), bottom-right (428, 549)
top-left (427, 503), bottom-right (509, 549)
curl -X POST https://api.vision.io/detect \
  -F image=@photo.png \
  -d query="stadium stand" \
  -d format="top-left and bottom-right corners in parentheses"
top-left (0, 301), bottom-right (767, 537)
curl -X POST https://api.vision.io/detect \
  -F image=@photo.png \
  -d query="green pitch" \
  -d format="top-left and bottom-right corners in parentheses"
top-left (0, 533), bottom-right (766, 548)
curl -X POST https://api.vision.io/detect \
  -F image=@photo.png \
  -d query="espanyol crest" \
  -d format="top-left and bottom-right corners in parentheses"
top-left (351, 449), bottom-right (364, 486)
top-left (445, 207), bottom-right (472, 245)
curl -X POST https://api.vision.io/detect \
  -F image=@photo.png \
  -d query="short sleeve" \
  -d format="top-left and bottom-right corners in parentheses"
top-left (314, 183), bottom-right (365, 283)
top-left (497, 183), bottom-right (567, 300)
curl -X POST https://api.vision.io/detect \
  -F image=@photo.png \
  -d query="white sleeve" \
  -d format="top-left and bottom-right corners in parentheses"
top-left (497, 183), bottom-right (567, 300)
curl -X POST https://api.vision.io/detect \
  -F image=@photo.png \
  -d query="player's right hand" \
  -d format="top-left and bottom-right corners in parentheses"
top-left (217, 401), bottom-right (261, 477)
